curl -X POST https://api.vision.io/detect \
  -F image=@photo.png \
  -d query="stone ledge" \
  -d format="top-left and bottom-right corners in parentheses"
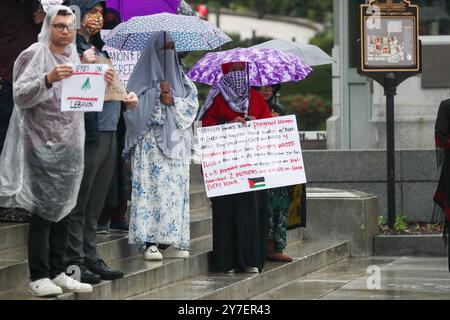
top-left (374, 235), bottom-right (446, 257)
top-left (305, 188), bottom-right (378, 257)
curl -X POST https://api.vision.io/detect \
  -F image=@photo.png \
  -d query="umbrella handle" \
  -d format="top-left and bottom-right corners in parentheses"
top-left (164, 31), bottom-right (167, 82)
top-left (247, 62), bottom-right (250, 101)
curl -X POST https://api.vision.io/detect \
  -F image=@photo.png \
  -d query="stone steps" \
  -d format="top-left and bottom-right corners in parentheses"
top-left (0, 164), bottom-right (328, 300)
top-left (0, 171), bottom-right (212, 300)
top-left (0, 220), bottom-right (306, 300)
top-left (0, 249), bottom-right (210, 300)
top-left (0, 187), bottom-right (210, 251)
top-left (0, 204), bottom-right (212, 294)
top-left (127, 240), bottom-right (350, 300)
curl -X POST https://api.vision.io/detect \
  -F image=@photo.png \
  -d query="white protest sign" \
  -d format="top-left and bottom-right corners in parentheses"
top-left (40, 0), bottom-right (64, 13)
top-left (197, 115), bottom-right (307, 198)
top-left (61, 64), bottom-right (108, 112)
top-left (105, 49), bottom-right (141, 89)
top-left (101, 30), bottom-right (141, 89)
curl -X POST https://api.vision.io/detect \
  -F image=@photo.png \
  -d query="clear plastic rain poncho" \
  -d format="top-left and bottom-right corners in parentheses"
top-left (0, 5), bottom-right (85, 222)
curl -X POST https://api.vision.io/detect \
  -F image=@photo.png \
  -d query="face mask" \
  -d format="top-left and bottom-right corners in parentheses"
top-left (226, 71), bottom-right (248, 97)
top-left (84, 12), bottom-right (103, 35)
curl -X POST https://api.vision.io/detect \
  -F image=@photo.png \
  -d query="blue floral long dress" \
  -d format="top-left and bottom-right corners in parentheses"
top-left (129, 78), bottom-right (198, 250)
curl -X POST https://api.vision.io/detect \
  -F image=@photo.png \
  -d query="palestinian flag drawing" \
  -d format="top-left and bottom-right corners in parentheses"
top-left (248, 177), bottom-right (266, 189)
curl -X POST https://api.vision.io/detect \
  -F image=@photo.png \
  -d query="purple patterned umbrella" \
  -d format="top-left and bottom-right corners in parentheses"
top-left (187, 48), bottom-right (313, 86)
top-left (106, 0), bottom-right (180, 21)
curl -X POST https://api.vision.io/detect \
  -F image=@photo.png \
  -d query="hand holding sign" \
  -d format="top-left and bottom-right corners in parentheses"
top-left (47, 64), bottom-right (74, 84)
top-left (104, 68), bottom-right (116, 86)
top-left (82, 47), bottom-right (97, 64)
top-left (230, 116), bottom-right (246, 124)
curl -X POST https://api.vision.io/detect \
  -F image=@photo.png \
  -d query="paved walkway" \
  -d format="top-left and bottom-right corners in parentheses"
top-left (252, 256), bottom-right (450, 300)
top-left (208, 13), bottom-right (317, 43)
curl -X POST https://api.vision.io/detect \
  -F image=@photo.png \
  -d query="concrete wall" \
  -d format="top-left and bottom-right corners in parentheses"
top-left (306, 188), bottom-right (378, 257)
top-left (371, 73), bottom-right (449, 150)
top-left (303, 150), bottom-right (439, 222)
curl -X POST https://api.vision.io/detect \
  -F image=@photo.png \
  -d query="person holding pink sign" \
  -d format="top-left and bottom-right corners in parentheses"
top-left (198, 62), bottom-right (272, 274)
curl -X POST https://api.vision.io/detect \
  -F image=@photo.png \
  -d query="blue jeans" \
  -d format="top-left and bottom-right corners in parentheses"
top-left (0, 82), bottom-right (13, 155)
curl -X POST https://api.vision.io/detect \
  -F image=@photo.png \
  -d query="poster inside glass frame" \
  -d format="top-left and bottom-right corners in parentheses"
top-left (360, 0), bottom-right (420, 72)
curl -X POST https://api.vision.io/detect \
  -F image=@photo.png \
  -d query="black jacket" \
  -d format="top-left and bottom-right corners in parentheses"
top-left (70, 0), bottom-right (106, 142)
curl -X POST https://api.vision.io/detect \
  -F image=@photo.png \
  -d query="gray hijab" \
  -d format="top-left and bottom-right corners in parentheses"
top-left (123, 32), bottom-right (192, 159)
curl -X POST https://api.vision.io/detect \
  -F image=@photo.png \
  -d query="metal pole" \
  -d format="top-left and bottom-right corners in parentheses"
top-left (216, 0), bottom-right (221, 28)
top-left (384, 73), bottom-right (397, 229)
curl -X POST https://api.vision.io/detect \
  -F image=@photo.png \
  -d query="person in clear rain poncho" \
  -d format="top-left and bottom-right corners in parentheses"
top-left (0, 5), bottom-right (95, 296)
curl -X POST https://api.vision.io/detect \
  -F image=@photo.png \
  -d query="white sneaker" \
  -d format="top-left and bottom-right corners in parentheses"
top-left (29, 278), bottom-right (63, 297)
top-left (52, 273), bottom-right (93, 293)
top-left (144, 245), bottom-right (163, 261)
top-left (245, 267), bottom-right (259, 273)
top-left (162, 246), bottom-right (189, 259)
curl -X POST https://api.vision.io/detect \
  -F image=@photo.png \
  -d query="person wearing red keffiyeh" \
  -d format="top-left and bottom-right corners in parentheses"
top-left (198, 62), bottom-right (272, 274)
top-left (432, 98), bottom-right (450, 272)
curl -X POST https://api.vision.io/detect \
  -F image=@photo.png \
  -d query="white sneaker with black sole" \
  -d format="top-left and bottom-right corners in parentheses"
top-left (52, 272), bottom-right (93, 293)
top-left (29, 278), bottom-right (63, 297)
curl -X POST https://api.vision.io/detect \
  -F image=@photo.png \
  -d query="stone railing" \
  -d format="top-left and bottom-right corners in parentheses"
top-left (303, 150), bottom-right (438, 222)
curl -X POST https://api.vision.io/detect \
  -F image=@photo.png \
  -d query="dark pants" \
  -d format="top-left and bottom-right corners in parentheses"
top-left (210, 191), bottom-right (268, 273)
top-left (66, 132), bottom-right (117, 266)
top-left (0, 82), bottom-right (13, 155)
top-left (28, 215), bottom-right (69, 281)
top-left (98, 115), bottom-right (130, 225)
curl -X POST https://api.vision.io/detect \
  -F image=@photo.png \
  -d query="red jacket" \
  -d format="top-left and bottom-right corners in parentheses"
top-left (201, 88), bottom-right (272, 127)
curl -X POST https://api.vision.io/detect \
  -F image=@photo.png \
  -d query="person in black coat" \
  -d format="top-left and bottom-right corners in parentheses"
top-left (432, 98), bottom-right (450, 272)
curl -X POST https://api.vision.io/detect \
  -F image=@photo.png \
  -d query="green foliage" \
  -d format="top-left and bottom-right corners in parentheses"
top-left (191, 0), bottom-right (333, 22)
top-left (280, 64), bottom-right (332, 102)
top-left (378, 216), bottom-right (386, 229)
top-left (394, 214), bottom-right (408, 232)
top-left (282, 94), bottom-right (332, 131)
top-left (309, 31), bottom-right (334, 56)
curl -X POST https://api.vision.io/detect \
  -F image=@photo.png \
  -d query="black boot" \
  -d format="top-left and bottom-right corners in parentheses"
top-left (78, 265), bottom-right (102, 284)
top-left (87, 259), bottom-right (124, 280)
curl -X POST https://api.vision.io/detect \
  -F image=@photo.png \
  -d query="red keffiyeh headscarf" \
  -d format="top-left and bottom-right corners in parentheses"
top-left (198, 62), bottom-right (249, 120)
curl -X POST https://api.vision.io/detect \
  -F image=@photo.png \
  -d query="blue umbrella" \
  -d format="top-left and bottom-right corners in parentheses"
top-left (103, 13), bottom-right (231, 52)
